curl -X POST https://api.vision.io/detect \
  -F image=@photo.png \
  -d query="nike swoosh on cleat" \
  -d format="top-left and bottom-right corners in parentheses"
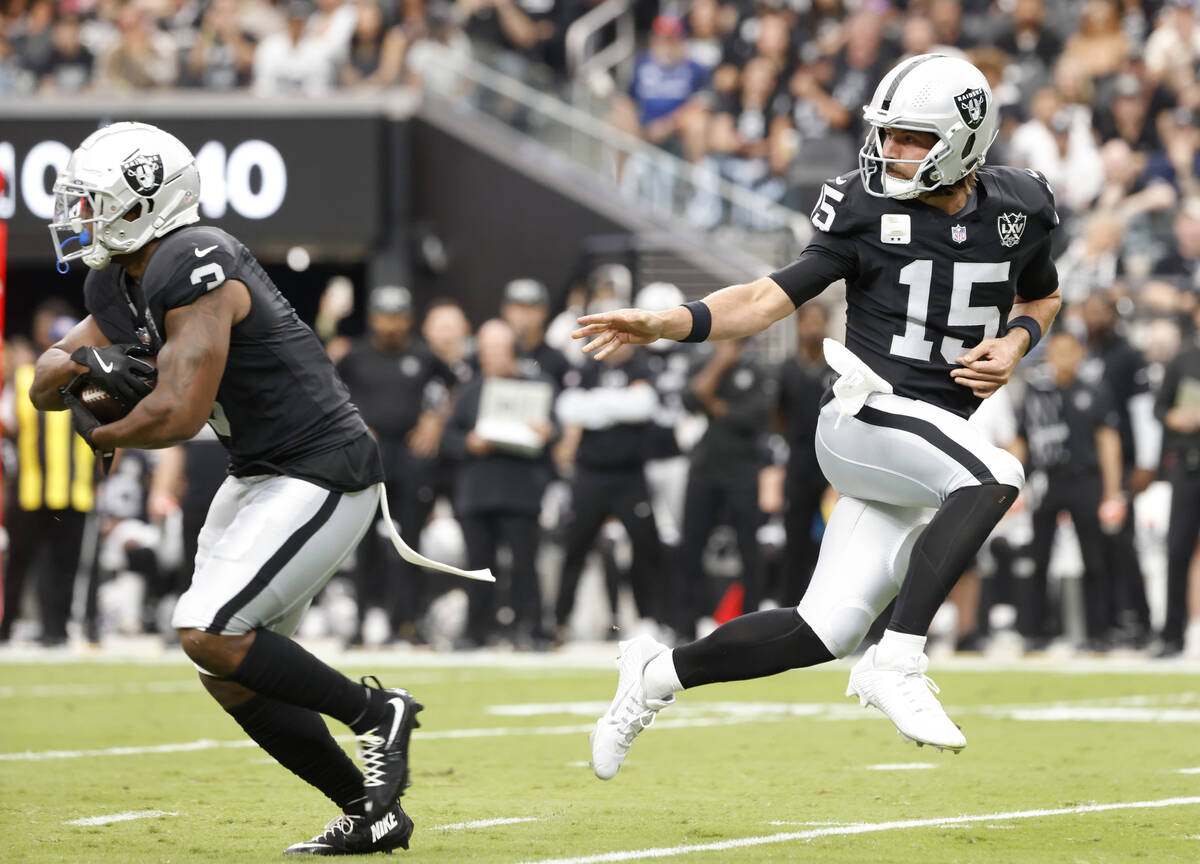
top-left (92, 348), bottom-right (114, 374)
top-left (385, 697), bottom-right (407, 747)
top-left (194, 244), bottom-right (218, 257)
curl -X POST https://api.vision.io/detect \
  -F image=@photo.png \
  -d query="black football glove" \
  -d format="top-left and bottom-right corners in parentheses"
top-left (70, 343), bottom-right (157, 408)
top-left (60, 381), bottom-right (114, 474)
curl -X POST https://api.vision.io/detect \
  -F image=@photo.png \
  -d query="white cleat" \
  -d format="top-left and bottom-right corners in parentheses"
top-left (845, 645), bottom-right (966, 753)
top-left (590, 636), bottom-right (675, 780)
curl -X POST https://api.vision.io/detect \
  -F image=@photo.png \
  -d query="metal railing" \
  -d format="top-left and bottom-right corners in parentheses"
top-left (412, 43), bottom-right (812, 270)
top-left (565, 0), bottom-right (636, 83)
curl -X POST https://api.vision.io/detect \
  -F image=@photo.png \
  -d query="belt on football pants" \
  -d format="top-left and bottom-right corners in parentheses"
top-left (823, 338), bottom-right (894, 427)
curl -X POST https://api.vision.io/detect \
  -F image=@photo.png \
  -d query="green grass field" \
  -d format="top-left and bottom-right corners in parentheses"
top-left (2, 648), bottom-right (1199, 863)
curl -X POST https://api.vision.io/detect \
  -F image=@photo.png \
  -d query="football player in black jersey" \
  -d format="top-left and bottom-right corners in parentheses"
top-left (34, 122), bottom-right (434, 855)
top-left (576, 54), bottom-right (1063, 778)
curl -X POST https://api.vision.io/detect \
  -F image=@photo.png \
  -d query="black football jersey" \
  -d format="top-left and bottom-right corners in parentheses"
top-left (770, 166), bottom-right (1060, 418)
top-left (84, 225), bottom-right (370, 475)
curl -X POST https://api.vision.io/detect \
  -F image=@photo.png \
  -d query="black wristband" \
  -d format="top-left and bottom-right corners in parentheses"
top-left (1006, 315), bottom-right (1042, 354)
top-left (680, 300), bottom-right (712, 343)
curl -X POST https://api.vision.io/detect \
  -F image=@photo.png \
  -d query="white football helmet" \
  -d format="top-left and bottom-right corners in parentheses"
top-left (49, 122), bottom-right (201, 270)
top-left (857, 54), bottom-right (998, 199)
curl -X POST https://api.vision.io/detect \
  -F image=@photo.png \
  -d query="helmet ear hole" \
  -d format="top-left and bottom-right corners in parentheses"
top-left (960, 133), bottom-right (976, 161)
top-left (123, 202), bottom-right (144, 222)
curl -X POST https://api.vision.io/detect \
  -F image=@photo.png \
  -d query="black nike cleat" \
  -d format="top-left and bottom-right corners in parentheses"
top-left (358, 676), bottom-right (423, 816)
top-left (283, 803), bottom-right (414, 855)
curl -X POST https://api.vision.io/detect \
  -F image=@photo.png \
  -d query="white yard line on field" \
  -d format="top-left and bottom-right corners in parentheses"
top-left (64, 810), bottom-right (178, 826)
top-left (515, 797), bottom-right (1200, 864)
top-left (1176, 767), bottom-right (1200, 774)
top-left (433, 817), bottom-right (539, 831)
top-left (864, 763), bottom-right (937, 771)
top-left (0, 716), bottom-right (767, 762)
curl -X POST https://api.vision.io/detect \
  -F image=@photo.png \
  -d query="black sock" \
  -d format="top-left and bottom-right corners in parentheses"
top-left (227, 694), bottom-right (365, 812)
top-left (672, 608), bottom-right (834, 688)
top-left (889, 484), bottom-right (1018, 636)
top-left (230, 629), bottom-right (385, 732)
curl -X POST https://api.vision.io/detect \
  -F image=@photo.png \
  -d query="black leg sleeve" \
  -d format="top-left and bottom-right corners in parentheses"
top-left (672, 607), bottom-right (834, 688)
top-left (889, 484), bottom-right (1019, 636)
top-left (230, 629), bottom-right (382, 732)
top-left (227, 694), bottom-right (365, 812)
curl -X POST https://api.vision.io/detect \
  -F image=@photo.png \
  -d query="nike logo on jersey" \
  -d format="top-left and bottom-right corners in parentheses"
top-left (92, 348), bottom-right (114, 374)
top-left (194, 244), bottom-right (218, 257)
top-left (370, 811), bottom-right (399, 843)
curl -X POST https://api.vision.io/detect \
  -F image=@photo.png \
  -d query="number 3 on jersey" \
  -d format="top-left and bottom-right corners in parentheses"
top-left (891, 259), bottom-right (1010, 364)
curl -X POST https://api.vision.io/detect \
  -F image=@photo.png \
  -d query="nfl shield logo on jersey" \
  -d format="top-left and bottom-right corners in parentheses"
top-left (951, 224), bottom-right (967, 244)
top-left (997, 212), bottom-right (1027, 247)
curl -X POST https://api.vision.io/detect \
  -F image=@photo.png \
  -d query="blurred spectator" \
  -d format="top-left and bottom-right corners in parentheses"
top-left (612, 14), bottom-right (710, 159)
top-left (254, 0), bottom-right (343, 96)
top-left (422, 297), bottom-right (476, 384)
top-left (11, 0), bottom-right (55, 83)
top-left (182, 0), bottom-right (256, 90)
top-left (996, 0), bottom-right (1063, 95)
top-left (1155, 301), bottom-right (1200, 656)
top-left (1146, 107), bottom-right (1200, 200)
top-left (0, 302), bottom-right (94, 647)
top-left (340, 0), bottom-right (406, 88)
top-left (774, 302), bottom-right (834, 607)
top-left (100, 1), bottom-right (178, 91)
top-left (677, 338), bottom-right (775, 637)
top-left (499, 278), bottom-right (571, 390)
top-left (1145, 0), bottom-right (1200, 88)
top-left (441, 318), bottom-right (558, 648)
top-left (1080, 292), bottom-right (1160, 646)
top-left (554, 341), bottom-right (662, 640)
top-left (1062, 0), bottom-right (1129, 83)
top-left (35, 13), bottom-right (94, 93)
top-left (1153, 197), bottom-right (1200, 292)
top-left (684, 0), bottom-right (728, 75)
top-left (1014, 329), bottom-right (1125, 652)
top-left (1010, 92), bottom-right (1105, 213)
top-left (457, 0), bottom-right (558, 76)
top-left (929, 0), bottom-right (977, 50)
top-left (1094, 72), bottom-right (1164, 152)
top-left (811, 11), bottom-right (887, 143)
top-left (336, 285), bottom-right (457, 645)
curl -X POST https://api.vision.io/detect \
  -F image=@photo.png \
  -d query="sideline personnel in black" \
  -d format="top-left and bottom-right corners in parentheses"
top-left (678, 338), bottom-right (776, 635)
top-left (336, 285), bottom-right (457, 645)
top-left (1154, 303), bottom-right (1200, 657)
top-left (554, 341), bottom-right (662, 637)
top-left (774, 302), bottom-right (835, 606)
top-left (500, 278), bottom-right (571, 391)
top-left (1013, 329), bottom-right (1125, 650)
top-left (441, 319), bottom-right (558, 648)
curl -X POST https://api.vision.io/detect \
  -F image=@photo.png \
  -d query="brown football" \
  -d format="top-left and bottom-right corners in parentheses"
top-left (71, 355), bottom-right (158, 424)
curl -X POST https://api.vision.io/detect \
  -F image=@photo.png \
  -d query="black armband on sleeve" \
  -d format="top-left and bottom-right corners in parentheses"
top-left (680, 300), bottom-right (712, 343)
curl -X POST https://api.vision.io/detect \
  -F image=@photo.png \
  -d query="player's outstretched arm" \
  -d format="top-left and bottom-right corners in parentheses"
top-left (951, 287), bottom-right (1062, 398)
top-left (29, 316), bottom-right (112, 411)
top-left (574, 276), bottom-right (794, 360)
top-left (91, 281), bottom-right (250, 450)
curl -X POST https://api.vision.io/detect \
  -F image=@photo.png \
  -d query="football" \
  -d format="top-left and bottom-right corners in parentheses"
top-left (69, 355), bottom-right (158, 424)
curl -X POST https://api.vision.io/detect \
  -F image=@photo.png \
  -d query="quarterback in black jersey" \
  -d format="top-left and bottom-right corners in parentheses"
top-left (33, 122), bottom-right (425, 855)
top-left (577, 54), bottom-right (1063, 778)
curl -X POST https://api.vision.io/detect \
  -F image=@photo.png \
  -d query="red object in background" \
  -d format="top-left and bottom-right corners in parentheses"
top-left (712, 581), bottom-right (744, 625)
top-left (1, 164), bottom-right (7, 617)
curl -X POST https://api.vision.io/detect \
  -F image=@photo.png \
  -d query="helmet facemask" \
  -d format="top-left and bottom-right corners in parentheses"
top-left (858, 124), bottom-right (957, 200)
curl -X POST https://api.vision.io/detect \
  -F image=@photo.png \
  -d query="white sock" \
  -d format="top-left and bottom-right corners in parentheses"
top-left (874, 630), bottom-right (927, 668)
top-left (642, 649), bottom-right (683, 701)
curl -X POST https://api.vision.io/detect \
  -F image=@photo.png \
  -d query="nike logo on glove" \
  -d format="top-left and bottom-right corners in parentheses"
top-left (194, 245), bottom-right (218, 257)
top-left (92, 348), bottom-right (114, 374)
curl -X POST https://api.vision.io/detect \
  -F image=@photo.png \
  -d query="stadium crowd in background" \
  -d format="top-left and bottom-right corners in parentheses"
top-left (2, 0), bottom-right (1200, 658)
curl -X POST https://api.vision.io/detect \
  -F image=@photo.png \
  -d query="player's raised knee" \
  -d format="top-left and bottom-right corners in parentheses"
top-left (800, 605), bottom-right (874, 659)
top-left (178, 628), bottom-right (253, 677)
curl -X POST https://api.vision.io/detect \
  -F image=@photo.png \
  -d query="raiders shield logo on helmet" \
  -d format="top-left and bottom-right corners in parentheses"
top-left (997, 212), bottom-right (1027, 248)
top-left (953, 88), bottom-right (987, 131)
top-left (121, 153), bottom-right (164, 196)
